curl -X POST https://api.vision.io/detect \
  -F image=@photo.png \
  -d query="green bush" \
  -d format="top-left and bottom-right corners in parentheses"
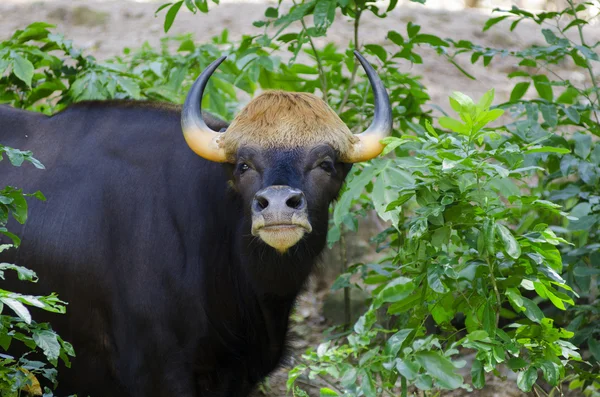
top-left (0, 147), bottom-right (74, 396)
top-left (2, 0), bottom-right (599, 395)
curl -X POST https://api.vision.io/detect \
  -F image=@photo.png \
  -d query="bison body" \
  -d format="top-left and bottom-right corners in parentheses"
top-left (2, 102), bottom-right (322, 396)
top-left (0, 52), bottom-right (391, 397)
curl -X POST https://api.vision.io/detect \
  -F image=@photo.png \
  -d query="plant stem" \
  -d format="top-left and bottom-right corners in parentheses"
top-left (401, 376), bottom-right (408, 397)
top-left (487, 258), bottom-right (502, 326)
top-left (337, 7), bottom-right (362, 113)
top-left (299, 18), bottom-right (328, 102)
top-left (567, 0), bottom-right (600, 125)
top-left (340, 227), bottom-right (351, 330)
top-left (533, 383), bottom-right (549, 397)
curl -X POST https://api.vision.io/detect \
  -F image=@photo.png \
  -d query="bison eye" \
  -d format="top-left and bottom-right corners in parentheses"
top-left (238, 162), bottom-right (250, 174)
top-left (318, 160), bottom-right (335, 174)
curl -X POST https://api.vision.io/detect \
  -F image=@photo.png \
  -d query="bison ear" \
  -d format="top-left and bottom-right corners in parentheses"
top-left (202, 112), bottom-right (229, 133)
top-left (341, 163), bottom-right (353, 178)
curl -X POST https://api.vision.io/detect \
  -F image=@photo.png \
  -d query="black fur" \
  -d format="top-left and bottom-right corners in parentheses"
top-left (0, 101), bottom-right (350, 397)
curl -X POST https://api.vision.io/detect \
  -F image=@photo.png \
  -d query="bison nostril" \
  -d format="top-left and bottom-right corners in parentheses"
top-left (255, 196), bottom-right (269, 211)
top-left (286, 194), bottom-right (305, 210)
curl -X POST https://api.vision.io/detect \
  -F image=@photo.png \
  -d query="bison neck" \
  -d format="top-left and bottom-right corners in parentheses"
top-left (199, 213), bottom-right (325, 387)
top-left (239, 225), bottom-right (320, 299)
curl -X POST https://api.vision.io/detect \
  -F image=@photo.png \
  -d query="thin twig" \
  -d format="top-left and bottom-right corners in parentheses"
top-left (298, 18), bottom-right (328, 102)
top-left (340, 226), bottom-right (351, 329)
top-left (533, 383), bottom-right (549, 397)
top-left (337, 7), bottom-right (362, 113)
top-left (487, 258), bottom-right (502, 326)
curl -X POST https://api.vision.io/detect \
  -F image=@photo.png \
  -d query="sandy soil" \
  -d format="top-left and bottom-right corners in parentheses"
top-left (1, 1), bottom-right (596, 396)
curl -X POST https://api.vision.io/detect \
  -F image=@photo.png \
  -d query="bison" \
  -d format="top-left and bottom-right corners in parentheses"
top-left (0, 51), bottom-right (392, 396)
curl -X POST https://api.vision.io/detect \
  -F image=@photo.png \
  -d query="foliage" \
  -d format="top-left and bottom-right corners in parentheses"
top-left (434, 1), bottom-right (600, 393)
top-left (0, 150), bottom-right (74, 396)
top-left (0, 22), bottom-right (145, 114)
top-left (292, 90), bottom-right (584, 396)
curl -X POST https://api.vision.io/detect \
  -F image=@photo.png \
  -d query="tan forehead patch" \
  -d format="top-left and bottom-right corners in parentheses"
top-left (221, 91), bottom-right (357, 160)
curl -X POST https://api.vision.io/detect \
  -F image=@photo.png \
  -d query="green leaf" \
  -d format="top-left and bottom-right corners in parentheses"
top-left (439, 117), bottom-right (468, 135)
top-left (539, 361), bottom-right (559, 386)
top-left (576, 45), bottom-right (599, 61)
top-left (155, 2), bottom-right (174, 15)
top-left (471, 359), bottom-right (485, 389)
top-left (520, 296), bottom-right (544, 323)
top-left (477, 88), bottom-right (495, 110)
top-left (386, 329), bottom-right (412, 356)
top-left (415, 374), bottom-right (433, 390)
top-left (524, 146), bottom-right (570, 155)
top-left (517, 367), bottom-right (538, 392)
top-left (314, 0), bottom-right (335, 28)
top-left (483, 15), bottom-right (509, 31)
top-left (340, 367), bottom-right (357, 387)
top-left (541, 29), bottom-right (559, 45)
top-left (4, 147), bottom-right (25, 167)
top-left (319, 388), bottom-right (338, 396)
top-left (5, 190), bottom-right (28, 224)
top-left (450, 91), bottom-right (475, 110)
top-left (364, 44), bottom-right (387, 62)
top-left (407, 22), bottom-right (420, 38)
top-left (333, 163), bottom-right (382, 226)
top-left (114, 75), bottom-right (141, 99)
top-left (359, 369), bottom-right (376, 397)
top-left (375, 277), bottom-right (414, 307)
top-left (510, 81), bottom-right (531, 102)
top-left (387, 31), bottom-right (404, 46)
top-left (540, 104), bottom-right (557, 127)
top-left (588, 338), bottom-right (600, 362)
top-left (1, 297), bottom-right (31, 324)
top-left (164, 1), bottom-right (184, 33)
top-left (413, 34), bottom-right (448, 47)
top-left (33, 330), bottom-right (61, 363)
top-left (431, 226), bottom-right (451, 248)
top-left (289, 63), bottom-right (318, 74)
top-left (591, 144), bottom-right (600, 165)
top-left (506, 288), bottom-right (523, 310)
top-left (184, 0), bottom-right (196, 12)
top-left (194, 0), bottom-right (209, 13)
top-left (573, 266), bottom-right (600, 277)
top-left (427, 265), bottom-right (447, 293)
top-left (573, 133), bottom-right (591, 159)
top-left (373, 166), bottom-right (412, 226)
top-left (396, 358), bottom-right (420, 380)
top-left (10, 52), bottom-right (34, 87)
top-left (564, 18), bottom-right (588, 31)
top-left (533, 75), bottom-right (553, 101)
top-left (415, 351), bottom-right (463, 389)
top-left (70, 71), bottom-right (108, 101)
top-left (495, 224), bottom-right (521, 259)
top-left (482, 301), bottom-right (496, 337)
top-left (507, 357), bottom-right (528, 371)
top-left (564, 106), bottom-right (581, 123)
top-left (265, 6), bottom-right (278, 18)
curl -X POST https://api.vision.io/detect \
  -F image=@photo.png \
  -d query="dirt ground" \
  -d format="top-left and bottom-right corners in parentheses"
top-left (1, 0), bottom-right (596, 396)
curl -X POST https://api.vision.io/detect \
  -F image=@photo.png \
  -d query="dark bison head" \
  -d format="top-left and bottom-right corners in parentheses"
top-left (181, 52), bottom-right (392, 253)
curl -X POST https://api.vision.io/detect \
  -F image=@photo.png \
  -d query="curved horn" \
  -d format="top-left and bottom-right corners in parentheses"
top-left (345, 51), bottom-right (393, 163)
top-left (181, 56), bottom-right (228, 162)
